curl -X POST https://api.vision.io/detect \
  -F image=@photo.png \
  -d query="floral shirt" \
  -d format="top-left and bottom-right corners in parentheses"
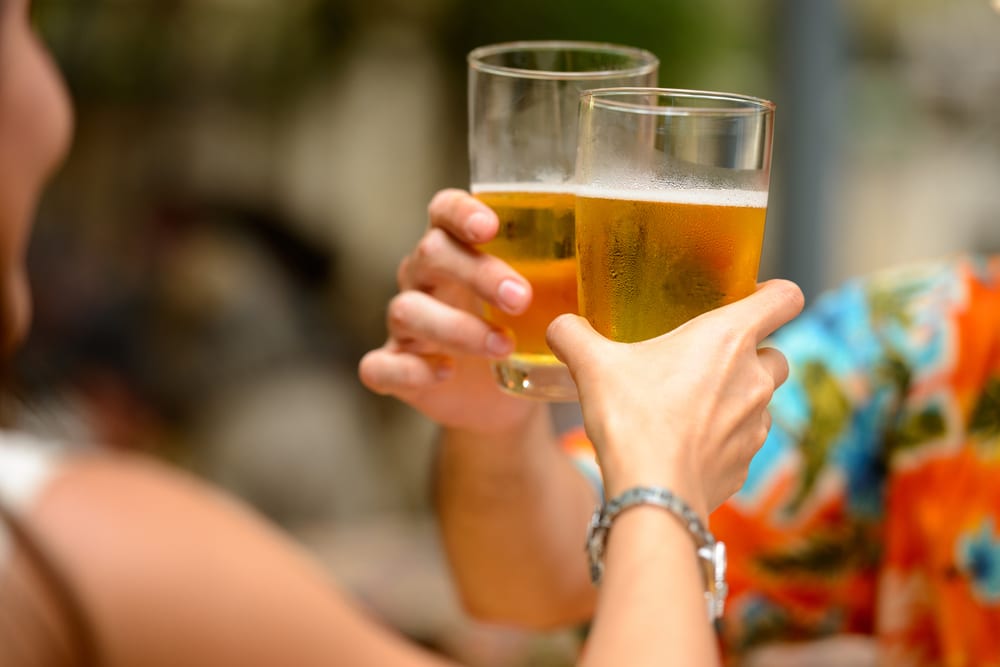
top-left (564, 254), bottom-right (1000, 666)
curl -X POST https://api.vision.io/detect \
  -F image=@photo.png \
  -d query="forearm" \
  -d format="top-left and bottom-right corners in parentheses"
top-left (434, 403), bottom-right (598, 628)
top-left (582, 507), bottom-right (720, 667)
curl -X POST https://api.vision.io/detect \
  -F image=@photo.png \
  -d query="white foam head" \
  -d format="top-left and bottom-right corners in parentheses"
top-left (576, 185), bottom-right (768, 208)
top-left (471, 181), bottom-right (578, 196)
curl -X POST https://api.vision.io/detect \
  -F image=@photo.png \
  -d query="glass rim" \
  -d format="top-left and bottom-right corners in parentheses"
top-left (467, 41), bottom-right (659, 81)
top-left (581, 87), bottom-right (775, 116)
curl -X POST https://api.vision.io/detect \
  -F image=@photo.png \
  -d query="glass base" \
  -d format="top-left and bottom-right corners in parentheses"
top-left (492, 355), bottom-right (578, 402)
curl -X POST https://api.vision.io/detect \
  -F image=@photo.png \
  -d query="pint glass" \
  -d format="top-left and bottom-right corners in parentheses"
top-left (575, 88), bottom-right (775, 343)
top-left (468, 42), bottom-right (658, 400)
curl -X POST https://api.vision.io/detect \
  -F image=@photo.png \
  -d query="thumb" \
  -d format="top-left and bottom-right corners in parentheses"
top-left (546, 314), bottom-right (606, 372)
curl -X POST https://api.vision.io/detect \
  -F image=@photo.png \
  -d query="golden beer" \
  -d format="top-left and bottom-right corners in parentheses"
top-left (474, 187), bottom-right (577, 389)
top-left (576, 189), bottom-right (767, 343)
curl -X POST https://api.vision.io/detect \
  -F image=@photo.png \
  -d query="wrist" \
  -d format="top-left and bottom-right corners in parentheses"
top-left (446, 400), bottom-right (549, 443)
top-left (598, 447), bottom-right (707, 520)
top-left (586, 485), bottom-right (728, 621)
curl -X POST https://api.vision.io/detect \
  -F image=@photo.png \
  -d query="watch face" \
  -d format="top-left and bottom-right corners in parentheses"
top-left (699, 541), bottom-right (728, 620)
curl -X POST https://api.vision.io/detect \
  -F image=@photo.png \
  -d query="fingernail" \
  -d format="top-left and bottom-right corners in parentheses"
top-left (486, 331), bottom-right (513, 357)
top-left (465, 212), bottom-right (493, 241)
top-left (497, 279), bottom-right (528, 314)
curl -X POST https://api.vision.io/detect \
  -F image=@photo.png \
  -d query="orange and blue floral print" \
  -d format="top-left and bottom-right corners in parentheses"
top-left (563, 254), bottom-right (1000, 665)
top-left (959, 517), bottom-right (1000, 603)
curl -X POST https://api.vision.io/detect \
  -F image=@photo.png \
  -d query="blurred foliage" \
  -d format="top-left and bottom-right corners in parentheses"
top-left (439, 0), bottom-right (774, 89)
top-left (33, 0), bottom-right (776, 106)
top-left (32, 0), bottom-right (357, 106)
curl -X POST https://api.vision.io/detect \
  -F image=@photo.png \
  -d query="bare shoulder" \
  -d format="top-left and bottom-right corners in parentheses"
top-left (30, 453), bottom-right (293, 580)
top-left (24, 454), bottom-right (441, 667)
top-left (26, 455), bottom-right (301, 661)
top-left (33, 453), bottom-right (270, 544)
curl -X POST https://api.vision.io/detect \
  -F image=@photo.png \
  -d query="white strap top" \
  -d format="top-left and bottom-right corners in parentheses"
top-left (0, 432), bottom-right (63, 566)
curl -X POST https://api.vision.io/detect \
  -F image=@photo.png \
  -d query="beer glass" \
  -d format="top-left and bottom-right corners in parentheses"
top-left (468, 42), bottom-right (658, 401)
top-left (575, 88), bottom-right (775, 343)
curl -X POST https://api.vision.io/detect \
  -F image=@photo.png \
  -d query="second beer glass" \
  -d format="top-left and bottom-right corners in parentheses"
top-left (575, 88), bottom-right (775, 342)
top-left (468, 41), bottom-right (658, 401)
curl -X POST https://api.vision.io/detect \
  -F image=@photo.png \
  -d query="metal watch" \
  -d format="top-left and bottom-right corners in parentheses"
top-left (585, 486), bottom-right (728, 621)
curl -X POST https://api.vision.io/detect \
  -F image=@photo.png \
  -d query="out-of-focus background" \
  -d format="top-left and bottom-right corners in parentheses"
top-left (19, 0), bottom-right (1000, 664)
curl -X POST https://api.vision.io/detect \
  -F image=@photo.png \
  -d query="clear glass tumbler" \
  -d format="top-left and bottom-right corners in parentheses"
top-left (468, 42), bottom-right (659, 401)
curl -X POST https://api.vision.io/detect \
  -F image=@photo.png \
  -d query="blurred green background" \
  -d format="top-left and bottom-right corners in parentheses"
top-left (19, 0), bottom-right (1000, 664)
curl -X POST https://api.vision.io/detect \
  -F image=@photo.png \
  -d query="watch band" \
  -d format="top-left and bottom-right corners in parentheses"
top-left (585, 485), bottom-right (728, 621)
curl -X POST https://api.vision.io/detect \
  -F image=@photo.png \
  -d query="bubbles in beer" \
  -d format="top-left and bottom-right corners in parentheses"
top-left (473, 187), bottom-right (578, 356)
top-left (576, 186), bottom-right (767, 342)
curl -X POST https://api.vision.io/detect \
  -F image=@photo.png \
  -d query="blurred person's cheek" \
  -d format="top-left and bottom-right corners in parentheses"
top-left (0, 11), bottom-right (73, 221)
top-left (0, 7), bottom-right (74, 354)
top-left (18, 26), bottom-right (74, 186)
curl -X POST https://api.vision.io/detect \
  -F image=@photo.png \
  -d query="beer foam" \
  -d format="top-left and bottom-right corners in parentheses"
top-left (472, 182), bottom-right (578, 196)
top-left (576, 185), bottom-right (768, 208)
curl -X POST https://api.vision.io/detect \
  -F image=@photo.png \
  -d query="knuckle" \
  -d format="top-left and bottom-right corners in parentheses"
top-left (755, 425), bottom-right (770, 449)
top-left (415, 228), bottom-right (448, 262)
top-left (751, 417), bottom-right (771, 448)
top-left (358, 355), bottom-right (389, 395)
top-left (548, 313), bottom-right (575, 342)
top-left (747, 384), bottom-right (770, 411)
top-left (396, 256), bottom-right (412, 287)
top-left (774, 353), bottom-right (791, 387)
top-left (763, 280), bottom-right (805, 324)
top-left (387, 292), bottom-right (417, 330)
top-left (546, 312), bottom-right (572, 338)
top-left (736, 469), bottom-right (750, 494)
top-left (750, 369), bottom-right (776, 405)
top-left (780, 280), bottom-right (806, 313)
top-left (735, 465), bottom-right (749, 490)
top-left (427, 188), bottom-right (459, 220)
top-left (715, 323), bottom-right (749, 357)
